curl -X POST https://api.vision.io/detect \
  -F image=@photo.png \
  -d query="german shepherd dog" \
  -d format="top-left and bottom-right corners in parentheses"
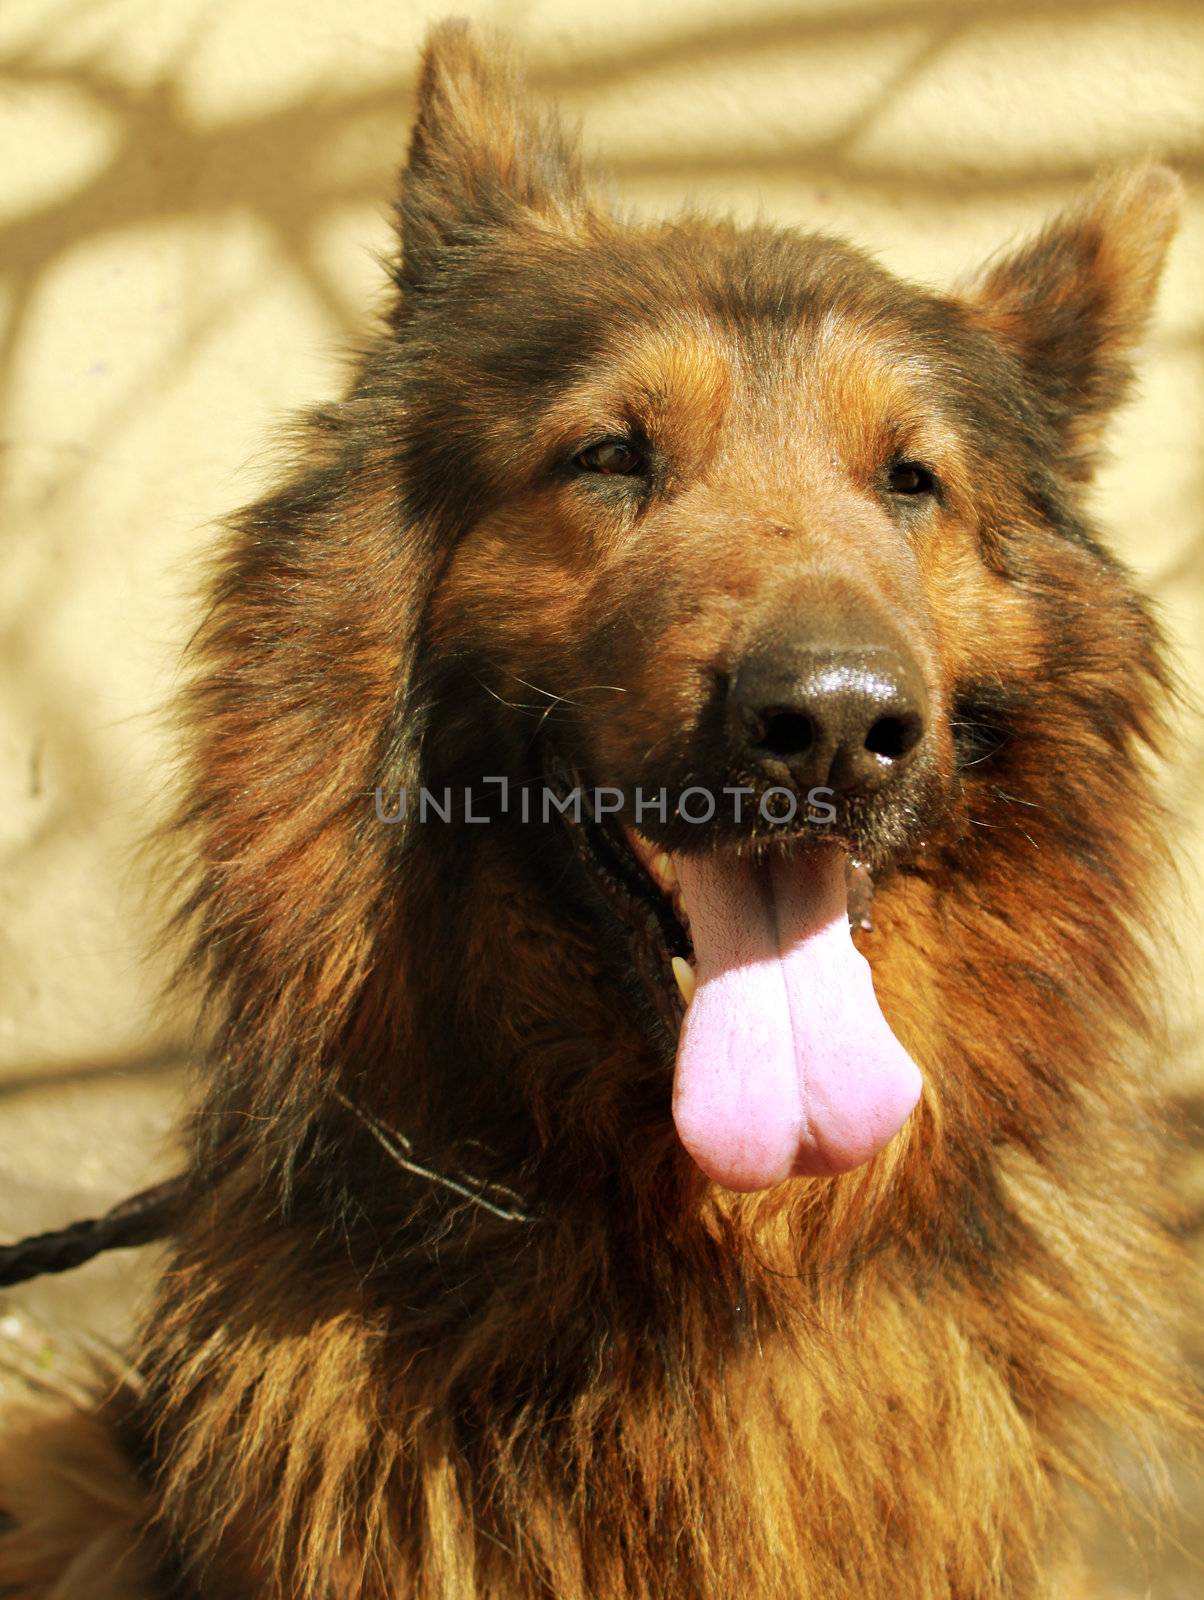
top-left (0, 21), bottom-right (1193, 1600)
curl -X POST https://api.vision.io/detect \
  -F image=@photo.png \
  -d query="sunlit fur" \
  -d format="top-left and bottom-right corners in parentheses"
top-left (0, 22), bottom-right (1195, 1600)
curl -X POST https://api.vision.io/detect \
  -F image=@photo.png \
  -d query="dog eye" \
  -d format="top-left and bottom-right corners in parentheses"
top-left (887, 461), bottom-right (938, 496)
top-left (574, 439), bottom-right (646, 476)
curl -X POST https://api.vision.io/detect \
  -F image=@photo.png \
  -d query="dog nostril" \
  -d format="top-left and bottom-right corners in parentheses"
top-left (758, 709), bottom-right (815, 759)
top-left (865, 713), bottom-right (923, 762)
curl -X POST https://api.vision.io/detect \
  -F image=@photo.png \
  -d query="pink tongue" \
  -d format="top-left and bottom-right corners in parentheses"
top-left (671, 850), bottom-right (921, 1192)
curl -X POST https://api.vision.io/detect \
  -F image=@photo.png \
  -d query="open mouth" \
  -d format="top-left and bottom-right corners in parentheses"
top-left (623, 829), bottom-right (698, 1006)
top-left (551, 767), bottom-right (923, 1192)
top-left (619, 825), bottom-right (878, 1006)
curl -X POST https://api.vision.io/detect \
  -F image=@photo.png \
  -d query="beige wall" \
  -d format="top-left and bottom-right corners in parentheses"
top-left (0, 0), bottom-right (1201, 1552)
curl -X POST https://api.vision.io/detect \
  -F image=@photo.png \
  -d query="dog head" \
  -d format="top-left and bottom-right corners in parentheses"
top-left (186, 25), bottom-right (1180, 1201)
top-left (371, 26), bottom-right (1180, 1190)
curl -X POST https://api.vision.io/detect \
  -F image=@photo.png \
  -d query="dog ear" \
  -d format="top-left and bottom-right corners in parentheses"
top-left (966, 166), bottom-right (1183, 476)
top-left (396, 21), bottom-right (588, 289)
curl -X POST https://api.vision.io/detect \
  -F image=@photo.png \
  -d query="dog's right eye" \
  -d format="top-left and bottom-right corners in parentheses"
top-left (887, 460), bottom-right (938, 497)
top-left (574, 439), bottom-right (646, 476)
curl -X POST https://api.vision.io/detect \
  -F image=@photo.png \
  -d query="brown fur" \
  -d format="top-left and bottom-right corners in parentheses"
top-left (0, 22), bottom-right (1196, 1600)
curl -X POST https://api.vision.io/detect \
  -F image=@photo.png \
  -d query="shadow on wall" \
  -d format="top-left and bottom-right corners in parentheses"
top-left (3, 0), bottom-right (1203, 408)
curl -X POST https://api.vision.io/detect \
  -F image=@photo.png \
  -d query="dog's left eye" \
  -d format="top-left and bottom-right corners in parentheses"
top-left (574, 439), bottom-right (646, 476)
top-left (887, 461), bottom-right (938, 496)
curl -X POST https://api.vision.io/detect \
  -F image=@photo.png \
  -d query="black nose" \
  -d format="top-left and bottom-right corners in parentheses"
top-left (731, 647), bottom-right (928, 794)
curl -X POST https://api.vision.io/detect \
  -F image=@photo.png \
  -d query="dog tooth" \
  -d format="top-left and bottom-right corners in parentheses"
top-left (671, 956), bottom-right (696, 1006)
top-left (653, 852), bottom-right (677, 888)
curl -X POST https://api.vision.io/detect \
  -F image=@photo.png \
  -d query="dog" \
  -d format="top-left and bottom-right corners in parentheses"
top-left (0, 20), bottom-right (1193, 1599)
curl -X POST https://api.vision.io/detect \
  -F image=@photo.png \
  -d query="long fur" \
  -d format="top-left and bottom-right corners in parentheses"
top-left (1, 23), bottom-right (1195, 1600)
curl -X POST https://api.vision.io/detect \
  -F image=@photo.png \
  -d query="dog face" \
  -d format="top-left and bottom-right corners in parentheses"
top-left (425, 234), bottom-right (958, 867)
top-left (403, 32), bottom-right (1174, 860)
top-left (353, 27), bottom-right (1179, 1190)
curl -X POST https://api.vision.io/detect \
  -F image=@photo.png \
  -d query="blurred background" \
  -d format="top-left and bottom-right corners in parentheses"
top-left (0, 1), bottom-right (1200, 1591)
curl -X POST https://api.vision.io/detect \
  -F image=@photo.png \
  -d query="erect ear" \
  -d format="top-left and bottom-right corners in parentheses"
top-left (395, 21), bottom-right (589, 290)
top-left (966, 166), bottom-right (1183, 477)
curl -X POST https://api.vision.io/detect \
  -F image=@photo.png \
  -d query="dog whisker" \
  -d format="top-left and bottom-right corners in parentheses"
top-left (476, 676), bottom-right (554, 716)
top-left (511, 674), bottom-right (579, 707)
